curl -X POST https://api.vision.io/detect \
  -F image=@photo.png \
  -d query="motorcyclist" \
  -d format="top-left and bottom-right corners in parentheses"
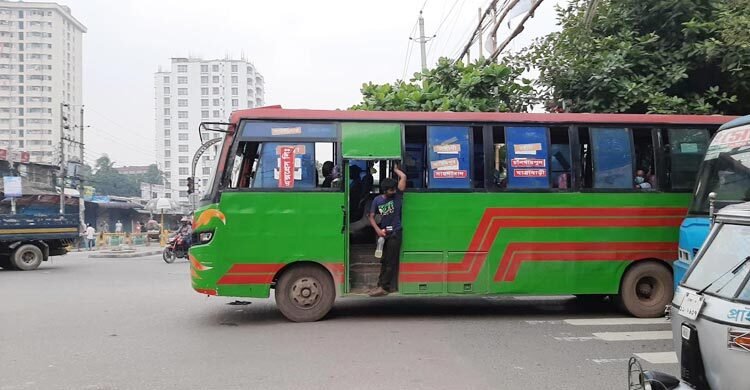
top-left (177, 216), bottom-right (192, 250)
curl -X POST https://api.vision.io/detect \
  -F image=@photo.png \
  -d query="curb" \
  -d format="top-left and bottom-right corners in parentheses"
top-left (89, 249), bottom-right (164, 259)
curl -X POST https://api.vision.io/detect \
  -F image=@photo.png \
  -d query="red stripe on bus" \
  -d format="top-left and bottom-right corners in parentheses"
top-left (227, 264), bottom-right (283, 274)
top-left (218, 274), bottom-right (274, 285)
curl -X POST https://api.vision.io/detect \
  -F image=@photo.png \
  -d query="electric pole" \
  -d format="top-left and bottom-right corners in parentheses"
top-left (78, 105), bottom-right (85, 230)
top-left (478, 8), bottom-right (484, 60)
top-left (59, 102), bottom-right (67, 215)
top-left (410, 11), bottom-right (435, 73)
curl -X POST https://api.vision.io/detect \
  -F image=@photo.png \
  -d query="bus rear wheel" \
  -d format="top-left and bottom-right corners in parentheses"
top-left (11, 244), bottom-right (43, 271)
top-left (275, 265), bottom-right (335, 322)
top-left (619, 262), bottom-right (672, 318)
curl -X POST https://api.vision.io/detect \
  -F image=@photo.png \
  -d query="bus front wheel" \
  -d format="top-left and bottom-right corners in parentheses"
top-left (274, 265), bottom-right (335, 322)
top-left (619, 262), bottom-right (672, 318)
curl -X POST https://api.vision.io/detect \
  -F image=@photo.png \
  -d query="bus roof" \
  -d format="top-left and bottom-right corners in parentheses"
top-left (231, 106), bottom-right (736, 127)
top-left (718, 114), bottom-right (750, 130)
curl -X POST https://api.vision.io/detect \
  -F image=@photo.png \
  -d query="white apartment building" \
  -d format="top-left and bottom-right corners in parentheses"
top-left (154, 57), bottom-right (265, 203)
top-left (0, 1), bottom-right (86, 165)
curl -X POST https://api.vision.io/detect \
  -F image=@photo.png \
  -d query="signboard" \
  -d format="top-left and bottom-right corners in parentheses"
top-left (0, 150), bottom-right (29, 163)
top-left (91, 195), bottom-right (110, 203)
top-left (3, 176), bottom-right (22, 197)
top-left (427, 126), bottom-right (471, 189)
top-left (83, 186), bottom-right (95, 201)
top-left (706, 124), bottom-right (750, 160)
top-left (277, 146), bottom-right (296, 188)
top-left (0, 149), bottom-right (6, 160)
top-left (507, 127), bottom-right (549, 188)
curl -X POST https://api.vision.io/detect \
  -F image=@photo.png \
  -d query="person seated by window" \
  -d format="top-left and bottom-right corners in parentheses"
top-left (321, 161), bottom-right (334, 188)
top-left (634, 169), bottom-right (652, 189)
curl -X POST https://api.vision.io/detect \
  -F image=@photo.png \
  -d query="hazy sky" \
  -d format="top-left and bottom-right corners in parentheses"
top-left (60, 0), bottom-right (565, 166)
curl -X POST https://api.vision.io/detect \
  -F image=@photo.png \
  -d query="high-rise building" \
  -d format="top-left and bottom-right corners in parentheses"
top-left (0, 1), bottom-right (86, 165)
top-left (154, 57), bottom-right (265, 203)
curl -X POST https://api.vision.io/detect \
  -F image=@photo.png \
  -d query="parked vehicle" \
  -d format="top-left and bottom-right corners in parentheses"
top-left (629, 201), bottom-right (750, 390)
top-left (0, 213), bottom-right (79, 270)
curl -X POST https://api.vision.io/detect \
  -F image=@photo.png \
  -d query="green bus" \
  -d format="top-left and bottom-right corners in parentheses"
top-left (189, 107), bottom-right (733, 322)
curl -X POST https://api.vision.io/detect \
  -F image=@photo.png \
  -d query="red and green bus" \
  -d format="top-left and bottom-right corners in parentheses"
top-left (189, 107), bottom-right (733, 322)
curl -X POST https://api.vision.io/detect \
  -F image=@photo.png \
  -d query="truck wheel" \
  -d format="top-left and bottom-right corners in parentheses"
top-left (11, 244), bottom-right (44, 271)
top-left (274, 265), bottom-right (335, 322)
top-left (619, 262), bottom-right (673, 318)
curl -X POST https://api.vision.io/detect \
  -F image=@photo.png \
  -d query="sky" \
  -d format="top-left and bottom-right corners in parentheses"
top-left (60, 0), bottom-right (567, 166)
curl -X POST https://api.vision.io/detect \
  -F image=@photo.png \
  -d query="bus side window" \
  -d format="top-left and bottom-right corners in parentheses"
top-left (491, 126), bottom-right (507, 188)
top-left (228, 141), bottom-right (259, 189)
top-left (550, 127), bottom-right (571, 189)
top-left (578, 128), bottom-right (593, 188)
top-left (667, 128), bottom-right (710, 190)
top-left (590, 128), bottom-right (636, 189)
top-left (506, 126), bottom-right (550, 189)
top-left (633, 128), bottom-right (656, 189)
top-left (404, 125), bottom-right (427, 189)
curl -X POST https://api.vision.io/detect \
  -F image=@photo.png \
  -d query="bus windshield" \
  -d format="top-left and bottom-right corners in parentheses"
top-left (689, 125), bottom-right (750, 215)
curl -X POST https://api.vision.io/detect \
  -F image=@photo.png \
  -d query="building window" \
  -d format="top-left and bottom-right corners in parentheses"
top-left (164, 118), bottom-right (170, 126)
top-left (178, 99), bottom-right (188, 107)
top-left (164, 140), bottom-right (171, 147)
top-left (164, 161), bottom-right (171, 168)
top-left (213, 110), bottom-right (220, 118)
top-left (201, 99), bottom-right (208, 107)
top-left (232, 99), bottom-right (238, 108)
top-left (178, 111), bottom-right (188, 119)
top-left (212, 64), bottom-right (219, 72)
top-left (200, 64), bottom-right (208, 72)
top-left (231, 64), bottom-right (238, 73)
top-left (179, 166), bottom-right (189, 174)
top-left (179, 191), bottom-right (188, 198)
top-left (163, 108), bottom-right (170, 115)
top-left (178, 122), bottom-right (189, 130)
top-left (203, 167), bottom-right (211, 175)
top-left (163, 87), bottom-right (170, 95)
top-left (231, 75), bottom-right (238, 84)
top-left (201, 87), bottom-right (208, 95)
top-left (164, 130), bottom-right (170, 137)
top-left (177, 76), bottom-right (188, 84)
top-left (201, 75), bottom-right (208, 84)
top-left (201, 110), bottom-right (209, 119)
top-left (179, 179), bottom-right (187, 186)
top-left (212, 87), bottom-right (219, 95)
top-left (177, 65), bottom-right (187, 72)
top-left (178, 156), bottom-right (189, 163)
top-left (212, 76), bottom-right (219, 83)
top-left (178, 133), bottom-right (189, 141)
top-left (163, 97), bottom-right (170, 105)
top-left (231, 87), bottom-right (238, 96)
top-left (164, 150), bottom-right (171, 157)
top-left (177, 88), bottom-right (187, 95)
top-left (213, 99), bottom-right (220, 106)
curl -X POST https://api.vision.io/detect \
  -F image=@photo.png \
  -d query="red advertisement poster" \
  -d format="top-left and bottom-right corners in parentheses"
top-left (433, 170), bottom-right (467, 179)
top-left (20, 151), bottom-right (29, 163)
top-left (278, 146), bottom-right (295, 188)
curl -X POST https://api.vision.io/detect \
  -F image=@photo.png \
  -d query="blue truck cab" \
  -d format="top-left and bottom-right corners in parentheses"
top-left (674, 114), bottom-right (750, 288)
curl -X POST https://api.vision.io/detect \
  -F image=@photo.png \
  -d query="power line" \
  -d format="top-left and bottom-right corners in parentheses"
top-left (401, 20), bottom-right (419, 80)
top-left (455, 0), bottom-right (502, 62)
top-left (427, 0), bottom-right (462, 60)
top-left (435, 0), bottom-right (469, 61)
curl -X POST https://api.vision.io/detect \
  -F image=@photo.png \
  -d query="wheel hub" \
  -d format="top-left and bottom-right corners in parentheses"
top-left (636, 276), bottom-right (658, 301)
top-left (290, 277), bottom-right (320, 308)
top-left (21, 252), bottom-right (36, 264)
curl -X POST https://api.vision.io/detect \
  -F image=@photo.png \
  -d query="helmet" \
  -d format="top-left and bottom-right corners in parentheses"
top-left (180, 217), bottom-right (190, 223)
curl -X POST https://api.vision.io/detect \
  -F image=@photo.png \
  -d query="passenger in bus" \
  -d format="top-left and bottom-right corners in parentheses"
top-left (349, 165), bottom-right (364, 221)
top-left (321, 161), bottom-right (334, 187)
top-left (362, 161), bottom-right (374, 194)
top-left (367, 164), bottom-right (407, 297)
top-left (634, 169), bottom-right (652, 189)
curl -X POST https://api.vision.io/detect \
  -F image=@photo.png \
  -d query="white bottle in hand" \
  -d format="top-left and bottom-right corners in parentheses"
top-left (374, 236), bottom-right (385, 259)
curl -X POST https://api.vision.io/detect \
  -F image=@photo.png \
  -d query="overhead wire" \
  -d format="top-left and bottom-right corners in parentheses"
top-left (427, 0), bottom-right (462, 61)
top-left (435, 0), bottom-right (469, 61)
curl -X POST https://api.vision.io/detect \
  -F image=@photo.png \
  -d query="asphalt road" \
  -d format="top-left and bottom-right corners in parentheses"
top-left (0, 252), bottom-right (678, 390)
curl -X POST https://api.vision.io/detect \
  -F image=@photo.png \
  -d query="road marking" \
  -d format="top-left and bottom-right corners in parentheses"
top-left (593, 331), bottom-right (673, 341)
top-left (634, 352), bottom-right (678, 364)
top-left (554, 336), bottom-right (598, 341)
top-left (525, 320), bottom-right (563, 325)
top-left (565, 318), bottom-right (668, 326)
top-left (591, 358), bottom-right (631, 365)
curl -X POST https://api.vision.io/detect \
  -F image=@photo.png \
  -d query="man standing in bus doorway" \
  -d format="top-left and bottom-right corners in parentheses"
top-left (367, 163), bottom-right (407, 297)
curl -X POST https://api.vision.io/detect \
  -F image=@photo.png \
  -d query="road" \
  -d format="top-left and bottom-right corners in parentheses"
top-left (0, 252), bottom-right (678, 390)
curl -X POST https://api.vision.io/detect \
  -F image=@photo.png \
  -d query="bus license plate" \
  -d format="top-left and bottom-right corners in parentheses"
top-left (679, 293), bottom-right (705, 320)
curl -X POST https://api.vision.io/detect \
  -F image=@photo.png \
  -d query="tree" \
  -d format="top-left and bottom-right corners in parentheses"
top-left (91, 155), bottom-right (140, 197)
top-left (351, 57), bottom-right (537, 112)
top-left (517, 0), bottom-right (749, 114)
top-left (140, 164), bottom-right (163, 185)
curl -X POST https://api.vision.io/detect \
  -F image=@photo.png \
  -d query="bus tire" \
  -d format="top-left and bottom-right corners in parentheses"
top-left (274, 265), bottom-right (335, 322)
top-left (619, 262), bottom-right (672, 318)
top-left (11, 244), bottom-right (44, 271)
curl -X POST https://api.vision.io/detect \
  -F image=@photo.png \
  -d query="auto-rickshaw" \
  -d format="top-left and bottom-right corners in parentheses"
top-left (629, 198), bottom-right (750, 390)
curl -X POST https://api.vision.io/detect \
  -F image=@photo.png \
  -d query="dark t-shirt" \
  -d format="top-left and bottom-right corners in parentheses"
top-left (370, 191), bottom-right (403, 231)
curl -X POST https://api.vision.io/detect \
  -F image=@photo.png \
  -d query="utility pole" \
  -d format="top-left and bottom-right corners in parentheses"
top-left (477, 8), bottom-right (484, 60)
top-left (411, 11), bottom-right (435, 73)
top-left (59, 102), bottom-right (67, 215)
top-left (78, 105), bottom-right (85, 230)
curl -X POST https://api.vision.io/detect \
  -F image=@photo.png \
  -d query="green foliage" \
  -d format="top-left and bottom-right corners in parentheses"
top-left (89, 156), bottom-right (163, 197)
top-left (517, 0), bottom-right (750, 114)
top-left (351, 58), bottom-right (537, 112)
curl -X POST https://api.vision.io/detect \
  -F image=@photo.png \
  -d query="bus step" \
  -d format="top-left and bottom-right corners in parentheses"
top-left (349, 263), bottom-right (380, 290)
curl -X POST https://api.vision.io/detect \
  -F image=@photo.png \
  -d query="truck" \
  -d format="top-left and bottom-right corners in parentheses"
top-left (0, 213), bottom-right (79, 270)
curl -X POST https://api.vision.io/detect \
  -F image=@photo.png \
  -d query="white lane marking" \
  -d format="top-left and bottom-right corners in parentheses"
top-left (565, 318), bottom-right (668, 326)
top-left (591, 358), bottom-right (631, 365)
top-left (525, 320), bottom-right (563, 325)
top-left (593, 331), bottom-right (673, 341)
top-left (554, 336), bottom-right (598, 341)
top-left (635, 352), bottom-right (678, 364)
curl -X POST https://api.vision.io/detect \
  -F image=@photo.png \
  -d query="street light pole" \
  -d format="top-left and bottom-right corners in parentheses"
top-left (59, 102), bottom-right (67, 215)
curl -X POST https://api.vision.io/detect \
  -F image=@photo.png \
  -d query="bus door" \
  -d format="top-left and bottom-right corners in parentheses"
top-left (341, 122), bottom-right (403, 293)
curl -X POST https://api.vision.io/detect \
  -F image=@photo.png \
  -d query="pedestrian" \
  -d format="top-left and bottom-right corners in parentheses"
top-left (134, 221), bottom-right (142, 234)
top-left (367, 163), bottom-right (406, 297)
top-left (102, 221), bottom-right (110, 233)
top-left (85, 223), bottom-right (96, 251)
top-left (115, 220), bottom-right (123, 233)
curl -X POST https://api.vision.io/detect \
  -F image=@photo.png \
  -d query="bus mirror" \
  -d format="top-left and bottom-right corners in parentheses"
top-left (708, 192), bottom-right (717, 226)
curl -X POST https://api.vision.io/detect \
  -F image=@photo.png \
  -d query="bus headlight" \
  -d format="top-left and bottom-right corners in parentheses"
top-left (198, 231), bottom-right (214, 244)
top-left (678, 248), bottom-right (691, 261)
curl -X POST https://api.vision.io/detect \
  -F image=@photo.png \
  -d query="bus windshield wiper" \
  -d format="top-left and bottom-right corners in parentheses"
top-left (698, 256), bottom-right (750, 295)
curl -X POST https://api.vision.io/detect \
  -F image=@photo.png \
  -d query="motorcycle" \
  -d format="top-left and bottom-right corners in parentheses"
top-left (628, 196), bottom-right (750, 390)
top-left (163, 233), bottom-right (190, 264)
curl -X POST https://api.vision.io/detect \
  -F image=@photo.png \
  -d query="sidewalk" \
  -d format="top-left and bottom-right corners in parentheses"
top-left (87, 246), bottom-right (164, 259)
